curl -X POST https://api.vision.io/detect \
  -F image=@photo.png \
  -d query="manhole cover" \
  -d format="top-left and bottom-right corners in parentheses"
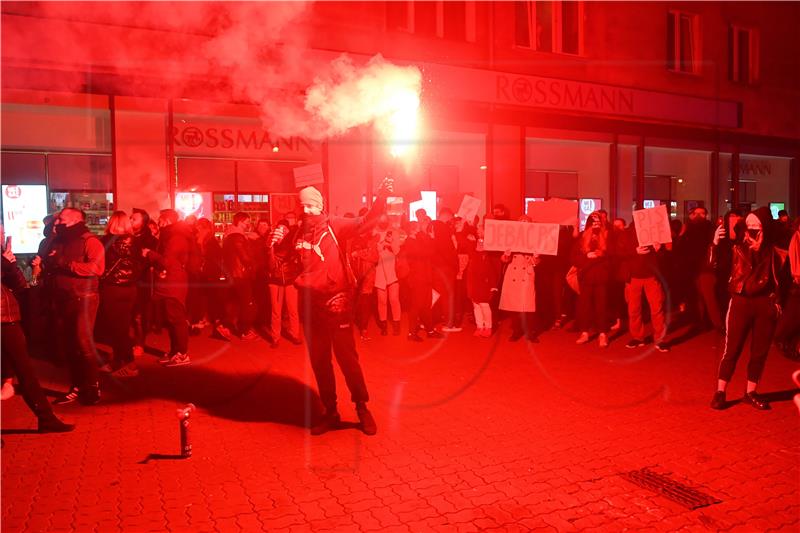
top-left (620, 467), bottom-right (722, 510)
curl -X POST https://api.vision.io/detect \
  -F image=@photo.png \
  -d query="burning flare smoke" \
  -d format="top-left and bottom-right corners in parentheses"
top-left (304, 55), bottom-right (422, 155)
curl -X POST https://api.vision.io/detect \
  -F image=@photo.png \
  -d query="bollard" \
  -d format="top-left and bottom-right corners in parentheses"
top-left (177, 403), bottom-right (196, 458)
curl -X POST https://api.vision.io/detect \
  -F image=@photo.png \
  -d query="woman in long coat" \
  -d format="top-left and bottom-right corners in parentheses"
top-left (498, 217), bottom-right (540, 342)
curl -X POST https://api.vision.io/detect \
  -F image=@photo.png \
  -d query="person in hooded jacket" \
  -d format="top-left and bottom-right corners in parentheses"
top-left (293, 179), bottom-right (392, 436)
top-left (710, 206), bottom-right (789, 411)
top-left (266, 213), bottom-right (303, 347)
top-left (142, 209), bottom-right (193, 367)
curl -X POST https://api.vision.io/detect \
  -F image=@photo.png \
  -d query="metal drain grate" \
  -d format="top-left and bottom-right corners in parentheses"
top-left (620, 467), bottom-right (722, 510)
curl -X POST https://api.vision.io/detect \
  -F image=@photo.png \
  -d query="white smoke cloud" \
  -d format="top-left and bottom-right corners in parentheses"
top-left (3, 2), bottom-right (422, 143)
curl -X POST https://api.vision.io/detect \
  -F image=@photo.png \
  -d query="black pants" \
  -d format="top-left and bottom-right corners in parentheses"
top-left (718, 294), bottom-right (776, 383)
top-left (55, 291), bottom-right (100, 389)
top-left (775, 285), bottom-right (800, 348)
top-left (1, 322), bottom-right (55, 420)
top-left (511, 312), bottom-right (538, 338)
top-left (301, 291), bottom-right (369, 411)
top-left (432, 268), bottom-right (456, 327)
top-left (407, 279), bottom-right (433, 333)
top-left (226, 279), bottom-right (256, 334)
top-left (154, 297), bottom-right (189, 355)
top-left (577, 282), bottom-right (608, 333)
top-left (132, 285), bottom-right (153, 347)
top-left (354, 289), bottom-right (374, 333)
top-left (98, 284), bottom-right (136, 367)
top-left (692, 272), bottom-right (724, 330)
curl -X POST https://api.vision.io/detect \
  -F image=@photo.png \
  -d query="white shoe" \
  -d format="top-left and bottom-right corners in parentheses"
top-left (1, 381), bottom-right (15, 401)
top-left (598, 333), bottom-right (609, 348)
top-left (610, 319), bottom-right (621, 332)
top-left (576, 332), bottom-right (590, 345)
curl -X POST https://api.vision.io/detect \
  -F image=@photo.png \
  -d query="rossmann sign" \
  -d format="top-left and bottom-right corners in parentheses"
top-left (172, 120), bottom-right (316, 158)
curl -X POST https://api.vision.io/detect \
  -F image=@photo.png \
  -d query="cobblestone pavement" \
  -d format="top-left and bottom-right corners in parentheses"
top-left (3, 321), bottom-right (799, 532)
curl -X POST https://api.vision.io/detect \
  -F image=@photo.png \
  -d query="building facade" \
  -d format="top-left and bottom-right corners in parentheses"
top-left (2, 1), bottom-right (798, 243)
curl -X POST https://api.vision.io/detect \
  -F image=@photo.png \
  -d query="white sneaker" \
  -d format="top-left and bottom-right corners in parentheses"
top-left (610, 319), bottom-right (621, 332)
top-left (442, 325), bottom-right (463, 332)
top-left (162, 353), bottom-right (190, 367)
top-left (1, 380), bottom-right (15, 400)
top-left (576, 332), bottom-right (590, 345)
top-left (598, 333), bottom-right (609, 348)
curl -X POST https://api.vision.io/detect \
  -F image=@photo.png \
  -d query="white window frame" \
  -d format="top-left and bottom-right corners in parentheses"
top-left (515, 1), bottom-right (584, 56)
top-left (667, 10), bottom-right (702, 75)
top-left (730, 25), bottom-right (759, 84)
top-left (388, 1), bottom-right (476, 42)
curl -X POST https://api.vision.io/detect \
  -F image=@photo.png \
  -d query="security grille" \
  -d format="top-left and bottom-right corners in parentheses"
top-left (621, 467), bottom-right (722, 510)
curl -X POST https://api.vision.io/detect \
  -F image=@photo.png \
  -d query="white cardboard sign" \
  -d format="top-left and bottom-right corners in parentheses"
top-left (293, 163), bottom-right (324, 188)
top-left (456, 194), bottom-right (481, 223)
top-left (483, 219), bottom-right (559, 256)
top-left (632, 204), bottom-right (672, 247)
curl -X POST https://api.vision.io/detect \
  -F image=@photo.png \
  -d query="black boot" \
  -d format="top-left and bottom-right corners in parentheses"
top-left (78, 382), bottom-right (101, 406)
top-left (378, 320), bottom-right (388, 336)
top-left (37, 411), bottom-right (75, 433)
top-left (356, 402), bottom-right (377, 436)
top-left (310, 408), bottom-right (341, 435)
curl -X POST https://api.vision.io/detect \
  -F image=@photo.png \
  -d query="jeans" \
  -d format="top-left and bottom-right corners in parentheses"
top-left (577, 282), bottom-right (608, 333)
top-left (56, 291), bottom-right (100, 389)
top-left (626, 277), bottom-right (667, 343)
top-left (269, 283), bottom-right (300, 341)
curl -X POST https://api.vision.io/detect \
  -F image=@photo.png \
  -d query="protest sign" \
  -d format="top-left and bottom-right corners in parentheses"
top-left (293, 163), bottom-right (324, 188)
top-left (632, 204), bottom-right (672, 247)
top-left (527, 197), bottom-right (578, 226)
top-left (456, 194), bottom-right (481, 223)
top-left (483, 219), bottom-right (559, 255)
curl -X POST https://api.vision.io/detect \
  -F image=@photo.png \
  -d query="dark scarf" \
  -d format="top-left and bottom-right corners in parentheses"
top-left (55, 222), bottom-right (90, 242)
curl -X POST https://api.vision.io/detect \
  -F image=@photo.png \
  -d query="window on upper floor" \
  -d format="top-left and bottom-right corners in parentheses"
top-left (386, 1), bottom-right (476, 42)
top-left (514, 1), bottom-right (583, 55)
top-left (728, 25), bottom-right (759, 84)
top-left (666, 10), bottom-right (700, 74)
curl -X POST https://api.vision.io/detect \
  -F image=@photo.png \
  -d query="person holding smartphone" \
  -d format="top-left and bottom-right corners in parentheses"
top-left (710, 207), bottom-right (789, 411)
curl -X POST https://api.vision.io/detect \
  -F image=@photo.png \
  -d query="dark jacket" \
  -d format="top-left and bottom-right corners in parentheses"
top-left (403, 232), bottom-right (434, 286)
top-left (571, 236), bottom-right (610, 286)
top-left (1, 255), bottom-right (27, 323)
top-left (267, 225), bottom-right (302, 286)
top-left (724, 208), bottom-right (787, 298)
top-left (623, 228), bottom-right (663, 280)
top-left (198, 234), bottom-right (224, 283)
top-left (146, 222), bottom-right (192, 302)
top-left (47, 222), bottom-right (105, 297)
top-left (678, 219), bottom-right (715, 277)
top-left (100, 234), bottom-right (141, 287)
top-left (430, 220), bottom-right (458, 274)
top-left (223, 230), bottom-right (254, 281)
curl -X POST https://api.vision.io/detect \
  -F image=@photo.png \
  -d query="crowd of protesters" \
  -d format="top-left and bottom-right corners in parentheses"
top-left (1, 194), bottom-right (798, 433)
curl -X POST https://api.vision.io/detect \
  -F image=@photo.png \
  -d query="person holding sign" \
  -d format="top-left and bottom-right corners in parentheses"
top-left (622, 224), bottom-right (669, 352)
top-left (571, 213), bottom-right (611, 348)
top-left (499, 216), bottom-right (541, 342)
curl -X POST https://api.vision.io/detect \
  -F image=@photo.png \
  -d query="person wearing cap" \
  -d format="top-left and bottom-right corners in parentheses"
top-left (293, 179), bottom-right (392, 436)
top-left (710, 206), bottom-right (789, 411)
